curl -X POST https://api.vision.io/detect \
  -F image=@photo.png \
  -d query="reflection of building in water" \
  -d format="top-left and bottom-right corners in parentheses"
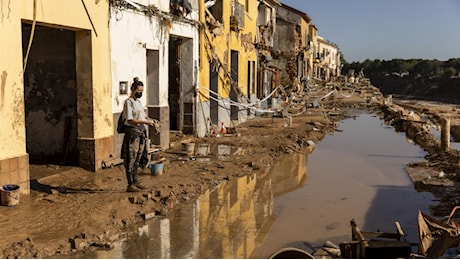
top-left (254, 167), bottom-right (276, 247)
top-left (160, 219), bottom-right (172, 258)
top-left (198, 175), bottom-right (258, 258)
top-left (169, 200), bottom-right (200, 258)
top-left (270, 152), bottom-right (308, 196)
top-left (88, 151), bottom-right (309, 258)
top-left (106, 218), bottom-right (173, 258)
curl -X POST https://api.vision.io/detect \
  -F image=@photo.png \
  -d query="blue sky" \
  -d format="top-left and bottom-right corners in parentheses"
top-left (280, 0), bottom-right (460, 62)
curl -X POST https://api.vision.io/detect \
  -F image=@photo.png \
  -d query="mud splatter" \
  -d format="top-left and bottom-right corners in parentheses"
top-left (12, 82), bottom-right (25, 142)
top-left (1, 70), bottom-right (6, 109)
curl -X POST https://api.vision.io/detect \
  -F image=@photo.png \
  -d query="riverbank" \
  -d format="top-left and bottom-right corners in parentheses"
top-left (1, 81), bottom-right (459, 258)
top-left (381, 98), bottom-right (460, 217)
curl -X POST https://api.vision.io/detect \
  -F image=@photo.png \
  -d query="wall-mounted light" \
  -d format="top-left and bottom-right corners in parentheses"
top-left (119, 81), bottom-right (128, 95)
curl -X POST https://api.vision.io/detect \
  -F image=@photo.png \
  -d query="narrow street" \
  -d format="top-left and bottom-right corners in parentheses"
top-left (2, 82), bottom-right (460, 258)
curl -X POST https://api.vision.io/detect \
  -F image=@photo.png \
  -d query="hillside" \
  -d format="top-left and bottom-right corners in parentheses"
top-left (372, 76), bottom-right (460, 103)
top-left (343, 58), bottom-right (460, 103)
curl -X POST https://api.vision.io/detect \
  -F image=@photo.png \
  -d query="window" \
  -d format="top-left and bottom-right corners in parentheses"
top-left (209, 0), bottom-right (223, 23)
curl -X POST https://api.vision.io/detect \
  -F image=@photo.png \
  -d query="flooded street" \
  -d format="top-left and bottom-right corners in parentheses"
top-left (76, 111), bottom-right (437, 258)
top-left (251, 112), bottom-right (436, 257)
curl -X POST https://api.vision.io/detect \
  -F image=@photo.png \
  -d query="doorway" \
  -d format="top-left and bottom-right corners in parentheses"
top-left (230, 50), bottom-right (239, 120)
top-left (168, 37), bottom-right (194, 134)
top-left (210, 61), bottom-right (219, 125)
top-left (22, 24), bottom-right (78, 166)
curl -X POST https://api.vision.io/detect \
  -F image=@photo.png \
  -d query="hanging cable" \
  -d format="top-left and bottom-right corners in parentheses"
top-left (81, 0), bottom-right (98, 37)
top-left (23, 0), bottom-right (37, 72)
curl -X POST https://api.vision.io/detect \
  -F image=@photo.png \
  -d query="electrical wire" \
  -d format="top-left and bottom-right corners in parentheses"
top-left (23, 0), bottom-right (37, 72)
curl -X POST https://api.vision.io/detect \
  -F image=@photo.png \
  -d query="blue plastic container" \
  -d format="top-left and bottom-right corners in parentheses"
top-left (149, 162), bottom-right (163, 176)
top-left (1, 184), bottom-right (20, 206)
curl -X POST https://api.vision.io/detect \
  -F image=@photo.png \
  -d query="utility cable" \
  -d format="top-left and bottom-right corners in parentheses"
top-left (23, 0), bottom-right (37, 72)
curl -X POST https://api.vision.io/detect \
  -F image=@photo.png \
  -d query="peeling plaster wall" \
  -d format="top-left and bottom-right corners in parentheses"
top-left (228, 0), bottom-right (258, 98)
top-left (0, 1), bottom-right (27, 159)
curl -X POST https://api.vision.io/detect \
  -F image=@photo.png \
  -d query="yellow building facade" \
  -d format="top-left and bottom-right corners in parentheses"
top-left (199, 0), bottom-right (259, 131)
top-left (0, 0), bottom-right (112, 194)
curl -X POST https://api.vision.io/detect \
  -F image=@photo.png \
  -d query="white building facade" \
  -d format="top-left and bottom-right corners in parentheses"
top-left (110, 0), bottom-right (200, 154)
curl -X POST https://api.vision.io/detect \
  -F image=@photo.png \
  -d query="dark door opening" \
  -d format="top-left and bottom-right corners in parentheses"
top-left (210, 61), bottom-right (219, 125)
top-left (22, 24), bottom-right (78, 166)
top-left (230, 50), bottom-right (239, 120)
top-left (168, 37), bottom-right (194, 133)
top-left (169, 38), bottom-right (181, 131)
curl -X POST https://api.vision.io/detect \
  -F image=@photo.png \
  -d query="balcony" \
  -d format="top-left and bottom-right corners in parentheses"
top-left (230, 1), bottom-right (244, 31)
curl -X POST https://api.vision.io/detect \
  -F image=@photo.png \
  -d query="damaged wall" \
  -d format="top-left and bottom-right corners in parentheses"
top-left (271, 19), bottom-right (296, 85)
top-left (199, 0), bottom-right (258, 134)
top-left (272, 4), bottom-right (312, 86)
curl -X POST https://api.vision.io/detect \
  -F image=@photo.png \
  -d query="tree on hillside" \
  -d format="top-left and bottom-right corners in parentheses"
top-left (443, 67), bottom-right (457, 79)
top-left (413, 59), bottom-right (442, 77)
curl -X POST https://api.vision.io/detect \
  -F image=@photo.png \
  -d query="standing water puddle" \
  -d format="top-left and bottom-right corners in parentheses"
top-left (251, 112), bottom-right (435, 257)
top-left (76, 112), bottom-right (436, 258)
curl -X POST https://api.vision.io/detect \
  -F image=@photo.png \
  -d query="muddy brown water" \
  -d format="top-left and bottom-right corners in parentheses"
top-left (252, 113), bottom-right (435, 258)
top-left (74, 112), bottom-right (436, 258)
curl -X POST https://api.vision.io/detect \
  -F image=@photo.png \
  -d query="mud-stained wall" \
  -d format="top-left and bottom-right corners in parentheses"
top-left (0, 0), bottom-right (111, 175)
top-left (0, 1), bottom-right (26, 158)
top-left (228, 0), bottom-right (258, 98)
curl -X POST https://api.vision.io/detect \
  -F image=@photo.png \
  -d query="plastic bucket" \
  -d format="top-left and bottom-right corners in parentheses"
top-left (149, 162), bottom-right (164, 176)
top-left (1, 184), bottom-right (20, 206)
top-left (181, 142), bottom-right (195, 155)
